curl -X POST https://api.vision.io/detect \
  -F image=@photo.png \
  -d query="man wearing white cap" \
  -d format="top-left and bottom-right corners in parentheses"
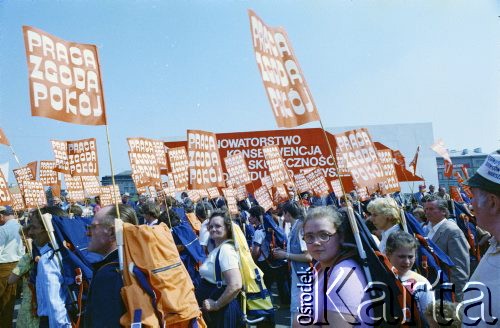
top-left (461, 151), bottom-right (500, 327)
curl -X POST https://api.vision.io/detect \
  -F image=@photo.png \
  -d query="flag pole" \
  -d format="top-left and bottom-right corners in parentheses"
top-left (104, 124), bottom-right (121, 219)
top-left (317, 119), bottom-right (373, 285)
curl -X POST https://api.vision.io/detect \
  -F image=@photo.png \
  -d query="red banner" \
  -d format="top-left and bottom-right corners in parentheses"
top-left (128, 151), bottom-right (161, 188)
top-left (100, 185), bottom-right (120, 207)
top-left (51, 138), bottom-right (99, 176)
top-left (207, 187), bottom-right (221, 200)
top-left (222, 188), bottom-right (239, 215)
top-left (0, 170), bottom-right (13, 206)
top-left (461, 165), bottom-right (469, 180)
top-left (254, 185), bottom-right (273, 212)
top-left (235, 185), bottom-right (248, 201)
top-left (13, 166), bottom-right (35, 193)
top-left (450, 186), bottom-right (464, 203)
top-left (26, 161), bottom-right (37, 179)
top-left (334, 128), bottom-right (385, 191)
top-left (262, 145), bottom-right (290, 186)
top-left (0, 128), bottom-right (10, 146)
top-left (11, 192), bottom-right (25, 211)
top-left (444, 161), bottom-right (453, 178)
top-left (167, 147), bottom-right (189, 190)
top-left (224, 153), bottom-right (251, 187)
top-left (305, 168), bottom-right (330, 196)
top-left (248, 11), bottom-right (320, 128)
top-left (23, 180), bottom-right (47, 208)
top-left (127, 138), bottom-right (167, 170)
top-left (293, 173), bottom-right (311, 194)
top-left (39, 160), bottom-right (60, 186)
top-left (376, 149), bottom-right (400, 194)
top-left (187, 130), bottom-right (224, 189)
top-left (23, 26), bottom-right (106, 125)
top-left (330, 179), bottom-right (344, 198)
top-left (81, 176), bottom-right (101, 196)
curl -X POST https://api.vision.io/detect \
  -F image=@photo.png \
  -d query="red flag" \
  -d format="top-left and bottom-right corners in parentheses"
top-left (23, 26), bottom-right (107, 125)
top-left (27, 161), bottom-right (38, 180)
top-left (444, 161), bottom-right (453, 178)
top-left (408, 146), bottom-right (420, 174)
top-left (430, 139), bottom-right (452, 162)
top-left (248, 10), bottom-right (320, 128)
top-left (449, 186), bottom-right (464, 203)
top-left (454, 171), bottom-right (464, 184)
top-left (461, 165), bottom-right (469, 180)
top-left (0, 128), bottom-right (10, 146)
top-left (392, 150), bottom-right (406, 168)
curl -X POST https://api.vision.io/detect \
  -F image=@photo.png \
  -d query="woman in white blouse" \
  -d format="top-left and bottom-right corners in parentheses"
top-left (196, 209), bottom-right (243, 327)
top-left (367, 197), bottom-right (402, 253)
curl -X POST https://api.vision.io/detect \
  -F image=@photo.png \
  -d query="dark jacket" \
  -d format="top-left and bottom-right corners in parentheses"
top-left (84, 249), bottom-right (124, 328)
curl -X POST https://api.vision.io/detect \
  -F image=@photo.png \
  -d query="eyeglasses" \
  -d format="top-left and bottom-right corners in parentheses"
top-left (86, 223), bottom-right (112, 232)
top-left (302, 231), bottom-right (336, 244)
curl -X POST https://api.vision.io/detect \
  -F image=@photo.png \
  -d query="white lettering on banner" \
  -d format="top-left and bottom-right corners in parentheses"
top-left (224, 153), bottom-right (251, 187)
top-left (127, 138), bottom-right (167, 167)
top-left (0, 171), bottom-right (12, 204)
top-left (305, 168), bottom-right (330, 196)
top-left (249, 11), bottom-right (319, 127)
top-left (22, 180), bottom-right (46, 208)
top-left (187, 130), bottom-right (224, 188)
top-left (39, 160), bottom-right (59, 185)
top-left (24, 27), bottom-right (105, 123)
top-left (334, 129), bottom-right (385, 189)
top-left (168, 147), bottom-right (189, 189)
top-left (376, 150), bottom-right (400, 193)
top-left (128, 151), bottom-right (160, 188)
top-left (218, 135), bottom-right (301, 149)
top-left (262, 145), bottom-right (289, 186)
top-left (66, 138), bottom-right (99, 176)
top-left (255, 185), bottom-right (273, 212)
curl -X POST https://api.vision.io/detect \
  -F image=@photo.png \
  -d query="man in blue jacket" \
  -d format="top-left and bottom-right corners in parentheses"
top-left (85, 204), bottom-right (137, 327)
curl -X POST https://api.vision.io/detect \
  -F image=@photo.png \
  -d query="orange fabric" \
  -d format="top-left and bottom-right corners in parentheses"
top-left (185, 212), bottom-right (201, 234)
top-left (120, 222), bottom-right (204, 327)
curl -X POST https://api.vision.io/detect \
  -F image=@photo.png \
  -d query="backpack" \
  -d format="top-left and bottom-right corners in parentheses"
top-left (259, 212), bottom-right (287, 268)
top-left (229, 222), bottom-right (275, 324)
top-left (118, 222), bottom-right (206, 328)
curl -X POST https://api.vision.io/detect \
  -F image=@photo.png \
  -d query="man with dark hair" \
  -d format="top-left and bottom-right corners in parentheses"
top-left (141, 202), bottom-right (160, 226)
top-left (85, 204), bottom-right (137, 328)
top-left (0, 206), bottom-right (24, 328)
top-left (424, 196), bottom-right (469, 301)
top-left (462, 151), bottom-right (500, 326)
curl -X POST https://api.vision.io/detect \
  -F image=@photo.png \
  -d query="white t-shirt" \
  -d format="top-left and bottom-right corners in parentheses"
top-left (199, 219), bottom-right (210, 246)
top-left (199, 241), bottom-right (239, 285)
top-left (252, 229), bottom-right (266, 262)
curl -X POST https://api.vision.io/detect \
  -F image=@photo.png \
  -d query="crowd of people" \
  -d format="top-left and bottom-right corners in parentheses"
top-left (0, 151), bottom-right (499, 327)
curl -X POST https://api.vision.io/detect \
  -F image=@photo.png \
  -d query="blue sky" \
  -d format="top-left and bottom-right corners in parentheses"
top-left (1, 0), bottom-right (499, 182)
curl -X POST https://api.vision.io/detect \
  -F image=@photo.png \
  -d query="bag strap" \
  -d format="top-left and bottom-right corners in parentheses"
top-left (214, 242), bottom-right (232, 289)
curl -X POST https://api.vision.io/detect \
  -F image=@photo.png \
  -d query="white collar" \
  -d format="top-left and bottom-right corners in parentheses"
top-left (428, 218), bottom-right (447, 233)
top-left (146, 219), bottom-right (158, 226)
top-left (381, 224), bottom-right (400, 238)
